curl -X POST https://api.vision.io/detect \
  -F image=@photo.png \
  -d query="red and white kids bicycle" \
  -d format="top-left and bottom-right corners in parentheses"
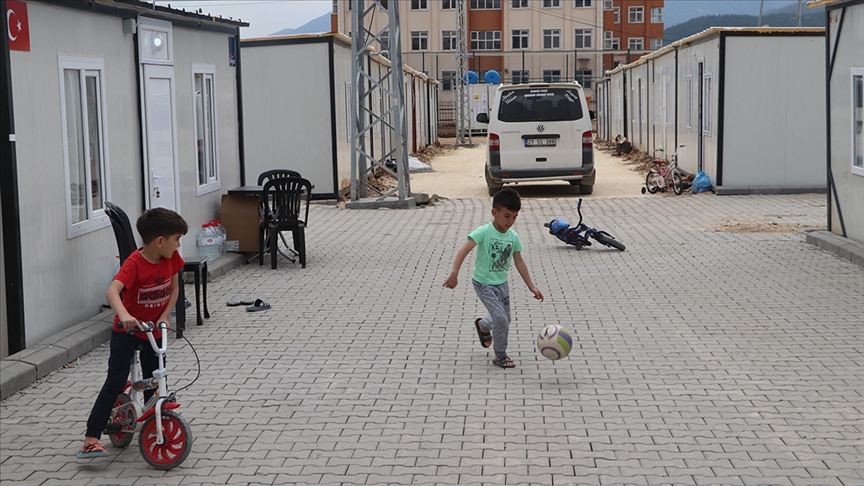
top-left (105, 321), bottom-right (194, 470)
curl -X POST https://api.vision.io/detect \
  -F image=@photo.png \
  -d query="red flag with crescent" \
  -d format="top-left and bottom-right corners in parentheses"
top-left (7, 0), bottom-right (30, 51)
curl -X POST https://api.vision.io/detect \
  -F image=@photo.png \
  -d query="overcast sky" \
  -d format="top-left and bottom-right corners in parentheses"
top-left (154, 0), bottom-right (333, 39)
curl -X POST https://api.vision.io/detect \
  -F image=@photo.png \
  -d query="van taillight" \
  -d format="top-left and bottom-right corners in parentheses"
top-left (489, 133), bottom-right (500, 152)
top-left (582, 131), bottom-right (593, 148)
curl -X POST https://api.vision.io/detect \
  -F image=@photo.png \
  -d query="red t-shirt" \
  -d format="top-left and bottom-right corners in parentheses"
top-left (112, 249), bottom-right (185, 340)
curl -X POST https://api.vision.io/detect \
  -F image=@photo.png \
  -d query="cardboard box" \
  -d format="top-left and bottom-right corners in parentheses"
top-left (220, 194), bottom-right (261, 253)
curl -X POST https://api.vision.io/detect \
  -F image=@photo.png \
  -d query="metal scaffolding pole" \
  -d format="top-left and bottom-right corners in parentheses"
top-left (350, 0), bottom-right (410, 202)
top-left (454, 0), bottom-right (472, 146)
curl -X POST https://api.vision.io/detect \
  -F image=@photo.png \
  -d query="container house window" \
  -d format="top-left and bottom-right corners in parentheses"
top-left (442, 30), bottom-right (457, 50)
top-left (59, 56), bottom-right (109, 237)
top-left (471, 30), bottom-right (501, 50)
top-left (574, 28), bottom-right (592, 48)
top-left (512, 29), bottom-right (529, 49)
top-left (411, 31), bottom-right (429, 51)
top-left (629, 6), bottom-right (644, 23)
top-left (193, 65), bottom-right (219, 194)
top-left (703, 73), bottom-right (713, 136)
top-left (685, 75), bottom-right (693, 130)
top-left (853, 68), bottom-right (864, 176)
top-left (543, 29), bottom-right (561, 49)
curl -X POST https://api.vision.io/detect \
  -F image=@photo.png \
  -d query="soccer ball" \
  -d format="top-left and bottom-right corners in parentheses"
top-left (536, 325), bottom-right (573, 361)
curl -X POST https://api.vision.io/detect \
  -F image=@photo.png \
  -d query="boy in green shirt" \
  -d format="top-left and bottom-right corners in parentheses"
top-left (444, 188), bottom-right (544, 368)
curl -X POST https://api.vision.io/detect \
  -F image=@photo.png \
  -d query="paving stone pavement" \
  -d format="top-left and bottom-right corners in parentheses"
top-left (1, 194), bottom-right (862, 486)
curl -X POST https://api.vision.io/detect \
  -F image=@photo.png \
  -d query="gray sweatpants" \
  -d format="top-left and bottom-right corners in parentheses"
top-left (472, 279), bottom-right (511, 357)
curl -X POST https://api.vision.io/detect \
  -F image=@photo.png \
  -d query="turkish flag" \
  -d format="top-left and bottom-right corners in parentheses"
top-left (7, 0), bottom-right (30, 51)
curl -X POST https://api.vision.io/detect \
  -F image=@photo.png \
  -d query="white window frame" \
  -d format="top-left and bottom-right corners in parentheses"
top-left (192, 64), bottom-right (220, 196)
top-left (58, 55), bottom-right (110, 238)
top-left (512, 29), bottom-right (529, 49)
top-left (651, 7), bottom-right (663, 23)
top-left (629, 6), bottom-right (644, 23)
top-left (628, 37), bottom-right (644, 50)
top-left (543, 69), bottom-right (561, 83)
top-left (703, 73), bottom-right (713, 136)
top-left (442, 0), bottom-right (456, 9)
top-left (442, 30), bottom-right (457, 51)
top-left (602, 0), bottom-right (612, 9)
top-left (470, 0), bottom-right (501, 9)
top-left (411, 0), bottom-right (429, 10)
top-left (650, 38), bottom-right (662, 50)
top-left (512, 70), bottom-right (530, 84)
top-left (543, 29), bottom-right (561, 49)
top-left (852, 67), bottom-right (864, 176)
top-left (685, 75), bottom-right (693, 130)
top-left (512, 0), bottom-right (528, 8)
top-left (614, 7), bottom-right (620, 23)
top-left (441, 70), bottom-right (457, 91)
top-left (574, 28), bottom-right (592, 49)
top-left (411, 31), bottom-right (429, 51)
top-left (574, 0), bottom-right (592, 7)
top-left (470, 30), bottom-right (502, 50)
top-left (543, 0), bottom-right (561, 7)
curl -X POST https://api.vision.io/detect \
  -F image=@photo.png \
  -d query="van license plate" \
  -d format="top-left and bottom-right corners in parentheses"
top-left (525, 138), bottom-right (556, 147)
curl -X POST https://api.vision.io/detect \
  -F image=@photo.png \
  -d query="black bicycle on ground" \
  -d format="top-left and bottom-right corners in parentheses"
top-left (544, 198), bottom-right (626, 251)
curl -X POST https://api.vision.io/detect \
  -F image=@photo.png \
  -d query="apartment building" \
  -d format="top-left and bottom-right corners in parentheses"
top-left (601, 0), bottom-right (665, 70)
top-left (335, 0), bottom-right (604, 104)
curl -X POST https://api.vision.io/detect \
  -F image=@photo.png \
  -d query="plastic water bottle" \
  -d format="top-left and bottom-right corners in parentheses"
top-left (197, 223), bottom-right (220, 261)
top-left (210, 220), bottom-right (227, 256)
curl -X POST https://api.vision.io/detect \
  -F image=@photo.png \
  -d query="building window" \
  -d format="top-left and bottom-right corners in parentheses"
top-left (628, 37), bottom-right (644, 50)
top-left (543, 0), bottom-right (560, 7)
top-left (442, 30), bottom-right (457, 50)
top-left (411, 31), bottom-right (429, 51)
top-left (543, 29), bottom-right (561, 49)
top-left (512, 70), bottom-right (529, 84)
top-left (613, 7), bottom-right (620, 23)
top-left (604, 31), bottom-right (619, 50)
top-left (703, 73), bottom-right (712, 136)
top-left (471, 30), bottom-right (501, 50)
top-left (512, 0), bottom-right (528, 8)
top-left (59, 56), bottom-right (109, 236)
top-left (380, 29), bottom-right (390, 56)
top-left (685, 75), bottom-right (693, 130)
top-left (412, 0), bottom-right (428, 9)
top-left (853, 68), bottom-right (864, 176)
top-left (442, 0), bottom-right (456, 9)
top-left (193, 65), bottom-right (219, 194)
top-left (470, 0), bottom-right (501, 9)
top-left (602, 0), bottom-right (612, 9)
top-left (574, 28), bottom-right (592, 48)
top-left (574, 0), bottom-right (592, 7)
top-left (512, 29), bottom-right (529, 49)
top-left (543, 69), bottom-right (561, 83)
top-left (651, 7), bottom-right (663, 23)
top-left (441, 70), bottom-right (457, 91)
top-left (650, 38), bottom-right (662, 50)
top-left (575, 68), bottom-right (593, 88)
top-left (629, 6), bottom-right (644, 23)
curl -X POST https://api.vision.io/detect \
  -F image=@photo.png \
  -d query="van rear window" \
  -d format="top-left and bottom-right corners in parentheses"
top-left (497, 88), bottom-right (584, 122)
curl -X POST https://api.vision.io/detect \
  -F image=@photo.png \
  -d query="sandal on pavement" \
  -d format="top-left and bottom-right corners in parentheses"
top-left (227, 299), bottom-right (254, 307)
top-left (474, 318), bottom-right (492, 348)
top-left (76, 442), bottom-right (108, 459)
top-left (246, 299), bottom-right (272, 312)
top-left (492, 355), bottom-right (515, 369)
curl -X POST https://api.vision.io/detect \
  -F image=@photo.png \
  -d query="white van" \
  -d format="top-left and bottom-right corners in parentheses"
top-left (476, 82), bottom-right (595, 196)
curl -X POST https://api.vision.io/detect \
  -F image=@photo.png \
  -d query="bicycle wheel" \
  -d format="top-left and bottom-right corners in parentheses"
top-left (593, 232), bottom-right (626, 251)
top-left (108, 393), bottom-right (135, 448)
top-left (671, 169), bottom-right (683, 195)
top-left (645, 171), bottom-right (660, 194)
top-left (139, 410), bottom-right (192, 470)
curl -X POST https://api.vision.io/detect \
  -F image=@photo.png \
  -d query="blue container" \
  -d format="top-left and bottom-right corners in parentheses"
top-left (484, 70), bottom-right (501, 84)
top-left (463, 71), bottom-right (479, 85)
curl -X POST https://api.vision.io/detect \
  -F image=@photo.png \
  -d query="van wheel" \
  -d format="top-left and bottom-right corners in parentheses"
top-left (580, 184), bottom-right (594, 195)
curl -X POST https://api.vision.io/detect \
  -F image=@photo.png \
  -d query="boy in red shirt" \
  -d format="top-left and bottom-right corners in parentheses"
top-left (78, 208), bottom-right (188, 458)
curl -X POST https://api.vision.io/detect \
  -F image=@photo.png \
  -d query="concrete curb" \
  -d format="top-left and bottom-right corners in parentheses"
top-left (0, 252), bottom-right (249, 401)
top-left (805, 230), bottom-right (864, 268)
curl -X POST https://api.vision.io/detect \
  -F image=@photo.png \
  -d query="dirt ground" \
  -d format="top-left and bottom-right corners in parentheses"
top-left (409, 136), bottom-right (648, 200)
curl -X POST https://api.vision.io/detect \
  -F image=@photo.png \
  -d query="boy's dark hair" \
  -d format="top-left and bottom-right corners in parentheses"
top-left (492, 188), bottom-right (521, 212)
top-left (136, 208), bottom-right (189, 244)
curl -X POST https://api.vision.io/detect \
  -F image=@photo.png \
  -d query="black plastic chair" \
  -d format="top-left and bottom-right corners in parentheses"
top-left (104, 201), bottom-right (138, 265)
top-left (257, 169), bottom-right (302, 185)
top-left (258, 177), bottom-right (312, 269)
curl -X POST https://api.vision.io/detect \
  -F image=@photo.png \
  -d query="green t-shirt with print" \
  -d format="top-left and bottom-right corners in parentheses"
top-left (469, 222), bottom-right (524, 285)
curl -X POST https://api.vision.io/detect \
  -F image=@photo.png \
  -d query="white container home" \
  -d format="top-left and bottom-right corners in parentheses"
top-left (240, 33), bottom-right (439, 198)
top-left (1, 0), bottom-right (246, 358)
top-left (596, 27), bottom-right (826, 195)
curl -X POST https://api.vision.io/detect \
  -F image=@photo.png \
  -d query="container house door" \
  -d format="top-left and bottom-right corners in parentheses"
top-left (142, 64), bottom-right (178, 211)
